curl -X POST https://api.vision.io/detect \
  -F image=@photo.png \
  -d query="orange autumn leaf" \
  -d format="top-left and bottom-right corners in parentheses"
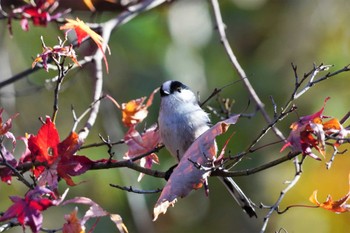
top-left (83, 0), bottom-right (117, 11)
top-left (60, 18), bottom-right (111, 72)
top-left (83, 0), bottom-right (96, 11)
top-left (309, 190), bottom-right (350, 213)
top-left (309, 174), bottom-right (350, 213)
top-left (108, 88), bottom-right (159, 127)
top-left (63, 208), bottom-right (85, 233)
top-left (122, 98), bottom-right (149, 127)
top-left (322, 118), bottom-right (342, 131)
top-left (322, 118), bottom-right (348, 147)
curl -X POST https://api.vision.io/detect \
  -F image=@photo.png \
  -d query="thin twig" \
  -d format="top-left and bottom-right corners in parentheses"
top-left (72, 95), bottom-right (106, 132)
top-left (90, 159), bottom-right (166, 178)
top-left (325, 144), bottom-right (347, 170)
top-left (86, 146), bottom-right (165, 178)
top-left (15, 145), bottom-right (164, 178)
top-left (200, 80), bottom-right (242, 107)
top-left (51, 58), bottom-right (65, 122)
top-left (77, 56), bottom-right (103, 141)
top-left (270, 95), bottom-right (278, 119)
top-left (211, 151), bottom-right (300, 177)
top-left (0, 144), bottom-right (33, 189)
top-left (246, 105), bottom-right (297, 153)
top-left (293, 64), bottom-right (332, 99)
top-left (79, 138), bottom-right (125, 150)
top-left (248, 139), bottom-right (285, 153)
top-left (78, 0), bottom-right (167, 142)
top-left (286, 64), bottom-right (350, 111)
top-left (259, 157), bottom-right (303, 233)
top-left (0, 66), bottom-right (41, 89)
top-left (0, 221), bottom-right (20, 233)
top-left (110, 184), bottom-right (162, 194)
top-left (209, 0), bottom-right (285, 142)
top-left (340, 111), bottom-right (350, 124)
top-left (99, 134), bottom-right (115, 159)
top-left (312, 64), bottom-right (350, 85)
top-left (277, 204), bottom-right (319, 214)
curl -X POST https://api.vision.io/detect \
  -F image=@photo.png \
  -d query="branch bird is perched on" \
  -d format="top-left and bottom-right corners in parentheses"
top-left (158, 80), bottom-right (257, 218)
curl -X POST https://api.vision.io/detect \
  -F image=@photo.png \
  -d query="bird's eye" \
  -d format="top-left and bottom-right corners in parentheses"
top-left (176, 87), bottom-right (182, 93)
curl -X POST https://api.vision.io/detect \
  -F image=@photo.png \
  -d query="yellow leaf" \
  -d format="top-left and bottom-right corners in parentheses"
top-left (309, 190), bottom-right (320, 206)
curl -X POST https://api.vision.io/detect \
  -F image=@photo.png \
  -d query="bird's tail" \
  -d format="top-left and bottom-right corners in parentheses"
top-left (218, 176), bottom-right (257, 218)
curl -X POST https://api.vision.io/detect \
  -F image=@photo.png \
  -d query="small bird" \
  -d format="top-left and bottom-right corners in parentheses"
top-left (158, 80), bottom-right (257, 218)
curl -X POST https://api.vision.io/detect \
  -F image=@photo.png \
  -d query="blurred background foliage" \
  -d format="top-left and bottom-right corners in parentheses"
top-left (0, 0), bottom-right (350, 232)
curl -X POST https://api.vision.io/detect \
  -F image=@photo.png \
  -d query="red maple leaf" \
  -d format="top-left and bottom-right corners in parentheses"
top-left (32, 37), bottom-right (80, 72)
top-left (281, 97), bottom-right (350, 160)
top-left (22, 117), bottom-right (93, 186)
top-left (24, 117), bottom-right (60, 177)
top-left (280, 98), bottom-right (330, 160)
top-left (60, 18), bottom-right (111, 72)
top-left (57, 154), bottom-right (94, 186)
top-left (0, 186), bottom-right (57, 233)
top-left (8, 0), bottom-right (68, 35)
top-left (57, 132), bottom-right (93, 186)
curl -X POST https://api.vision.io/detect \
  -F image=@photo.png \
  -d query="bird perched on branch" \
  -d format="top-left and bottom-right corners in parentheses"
top-left (158, 80), bottom-right (257, 218)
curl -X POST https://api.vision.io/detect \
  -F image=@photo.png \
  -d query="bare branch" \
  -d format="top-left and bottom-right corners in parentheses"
top-left (277, 204), bottom-right (319, 214)
top-left (79, 138), bottom-right (125, 150)
top-left (325, 143), bottom-right (347, 169)
top-left (78, 0), bottom-right (168, 142)
top-left (0, 66), bottom-right (41, 89)
top-left (212, 151), bottom-right (300, 177)
top-left (340, 111), bottom-right (350, 124)
top-left (110, 184), bottom-right (162, 194)
top-left (259, 157), bottom-right (303, 233)
top-left (72, 95), bottom-right (106, 132)
top-left (246, 105), bottom-right (297, 153)
top-left (0, 221), bottom-right (20, 233)
top-left (0, 144), bottom-right (33, 189)
top-left (209, 0), bottom-right (286, 142)
top-left (286, 64), bottom-right (350, 108)
top-left (78, 57), bottom-right (104, 141)
top-left (90, 158), bottom-right (166, 179)
top-left (293, 64), bottom-right (333, 99)
top-left (312, 64), bottom-right (350, 85)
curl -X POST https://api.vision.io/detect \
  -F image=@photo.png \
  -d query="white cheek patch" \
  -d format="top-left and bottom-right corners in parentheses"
top-left (178, 89), bottom-right (196, 102)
